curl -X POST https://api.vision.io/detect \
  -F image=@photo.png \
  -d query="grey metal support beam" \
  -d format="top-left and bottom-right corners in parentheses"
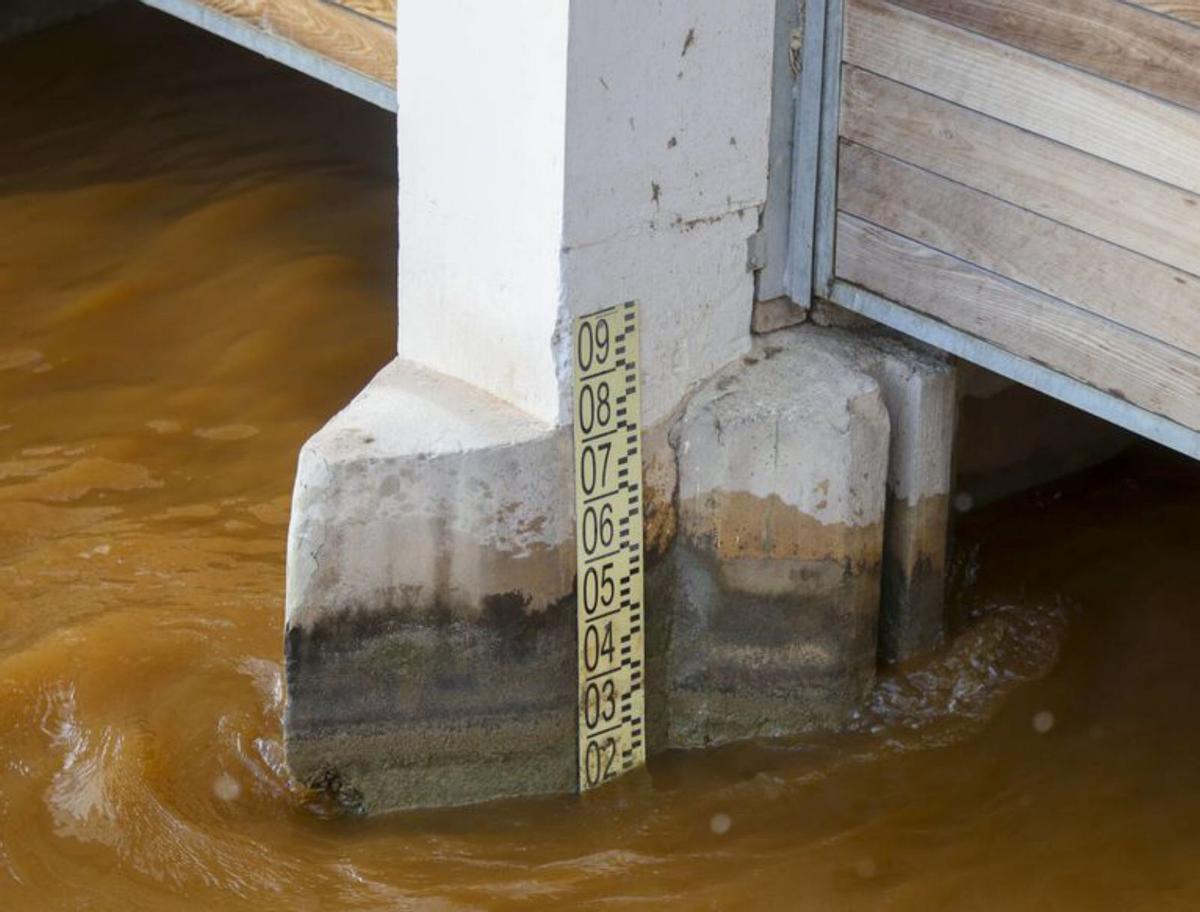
top-left (813, 0), bottom-right (844, 299)
top-left (759, 0), bottom-right (831, 309)
top-left (784, 0), bottom-right (829, 305)
top-left (757, 0), bottom-right (802, 303)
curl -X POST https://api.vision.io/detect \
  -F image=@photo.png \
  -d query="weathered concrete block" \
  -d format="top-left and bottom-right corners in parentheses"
top-left (866, 337), bottom-right (955, 663)
top-left (285, 359), bottom-right (685, 812)
top-left (285, 360), bottom-right (578, 812)
top-left (668, 328), bottom-right (890, 747)
top-left (286, 331), bottom-right (954, 809)
top-left (810, 329), bottom-right (957, 664)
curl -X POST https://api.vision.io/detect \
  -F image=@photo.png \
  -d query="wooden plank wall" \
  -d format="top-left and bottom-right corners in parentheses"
top-left (834, 0), bottom-right (1200, 433)
top-left (175, 0), bottom-right (394, 87)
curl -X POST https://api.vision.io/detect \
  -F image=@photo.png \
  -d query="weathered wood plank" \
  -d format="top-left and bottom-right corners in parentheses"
top-left (197, 0), bottom-right (394, 85)
top-left (845, 0), bottom-right (1200, 196)
top-left (835, 213), bottom-right (1200, 430)
top-left (1125, 1), bottom-right (1200, 29)
top-left (888, 0), bottom-right (1200, 114)
top-left (839, 141), bottom-right (1200, 355)
top-left (840, 67), bottom-right (1200, 278)
top-left (831, 280), bottom-right (1200, 457)
top-left (324, 0), bottom-right (394, 28)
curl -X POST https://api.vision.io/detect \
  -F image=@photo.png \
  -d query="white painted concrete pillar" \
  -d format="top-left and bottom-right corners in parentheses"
top-left (287, 1), bottom-right (779, 813)
top-left (396, 0), bottom-right (775, 427)
top-left (395, 2), bottom-right (570, 424)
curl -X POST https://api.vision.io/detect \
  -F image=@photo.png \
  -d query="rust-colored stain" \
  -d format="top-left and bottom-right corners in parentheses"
top-left (681, 490), bottom-right (884, 564)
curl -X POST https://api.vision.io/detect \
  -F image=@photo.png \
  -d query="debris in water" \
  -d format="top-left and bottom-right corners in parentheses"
top-left (213, 773), bottom-right (241, 802)
top-left (1033, 710), bottom-right (1056, 734)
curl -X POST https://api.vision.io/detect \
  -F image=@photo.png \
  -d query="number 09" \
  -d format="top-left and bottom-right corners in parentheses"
top-left (576, 318), bottom-right (611, 373)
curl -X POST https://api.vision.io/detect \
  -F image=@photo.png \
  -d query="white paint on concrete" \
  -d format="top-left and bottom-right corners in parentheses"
top-left (562, 1), bottom-right (772, 247)
top-left (677, 328), bottom-right (890, 528)
top-left (559, 0), bottom-right (774, 427)
top-left (396, 1), bottom-right (570, 425)
top-left (812, 329), bottom-right (957, 506)
top-left (286, 359), bottom-right (573, 631)
top-left (397, 0), bottom-right (775, 428)
top-left (562, 216), bottom-right (758, 428)
top-left (876, 353), bottom-right (956, 506)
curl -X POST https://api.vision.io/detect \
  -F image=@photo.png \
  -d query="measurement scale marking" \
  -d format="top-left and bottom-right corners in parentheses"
top-left (581, 367), bottom-right (618, 382)
top-left (587, 606), bottom-right (624, 624)
top-left (587, 665), bottom-right (623, 683)
top-left (581, 428), bottom-right (620, 445)
top-left (584, 488), bottom-right (623, 505)
top-left (573, 301), bottom-right (647, 793)
top-left (584, 547), bottom-right (623, 566)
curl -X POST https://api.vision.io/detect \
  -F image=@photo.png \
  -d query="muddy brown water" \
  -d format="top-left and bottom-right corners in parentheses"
top-left (3, 7), bottom-right (1199, 911)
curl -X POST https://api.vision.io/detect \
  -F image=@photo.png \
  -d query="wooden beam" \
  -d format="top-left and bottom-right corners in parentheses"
top-left (845, 0), bottom-right (1200, 196)
top-left (202, 0), bottom-right (393, 84)
top-left (831, 280), bottom-right (1200, 458)
top-left (840, 67), bottom-right (1200, 278)
top-left (141, 0), bottom-right (395, 109)
top-left (835, 213), bottom-right (1200, 430)
top-left (888, 0), bottom-right (1200, 114)
top-left (325, 0), bottom-right (394, 28)
top-left (839, 141), bottom-right (1200, 355)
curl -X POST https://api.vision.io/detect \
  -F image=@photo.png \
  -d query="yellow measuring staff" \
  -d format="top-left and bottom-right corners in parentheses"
top-left (572, 301), bottom-right (646, 791)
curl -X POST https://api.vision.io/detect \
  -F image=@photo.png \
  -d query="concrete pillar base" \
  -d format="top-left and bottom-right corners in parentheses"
top-left (284, 360), bottom-right (578, 811)
top-left (667, 329), bottom-right (890, 747)
top-left (284, 359), bottom-right (684, 811)
top-left (803, 329), bottom-right (957, 664)
top-left (283, 324), bottom-right (964, 806)
top-left (284, 331), bottom-right (959, 810)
